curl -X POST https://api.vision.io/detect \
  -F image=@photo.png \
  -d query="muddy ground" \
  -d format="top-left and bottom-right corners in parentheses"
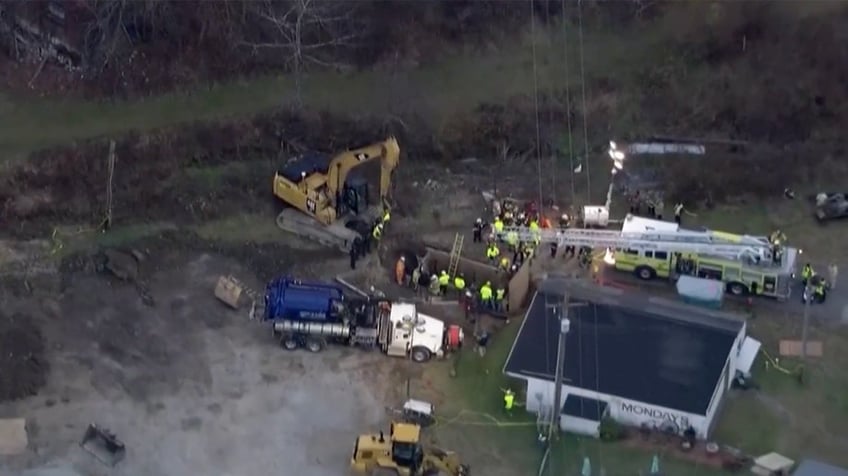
top-left (0, 119), bottom-right (512, 475)
top-left (0, 248), bottom-right (427, 476)
top-left (1, 102), bottom-right (843, 475)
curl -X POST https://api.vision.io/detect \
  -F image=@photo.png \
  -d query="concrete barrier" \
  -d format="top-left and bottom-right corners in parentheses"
top-left (422, 247), bottom-right (532, 313)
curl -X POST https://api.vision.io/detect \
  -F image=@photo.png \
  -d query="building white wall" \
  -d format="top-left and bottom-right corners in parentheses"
top-left (560, 415), bottom-right (601, 437)
top-left (521, 376), bottom-right (712, 438)
top-left (705, 321), bottom-right (748, 432)
top-left (516, 322), bottom-right (746, 440)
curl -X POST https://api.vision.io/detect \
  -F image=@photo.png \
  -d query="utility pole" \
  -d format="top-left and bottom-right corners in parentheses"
top-left (800, 281), bottom-right (812, 363)
top-left (546, 291), bottom-right (585, 445)
top-left (104, 140), bottom-right (116, 232)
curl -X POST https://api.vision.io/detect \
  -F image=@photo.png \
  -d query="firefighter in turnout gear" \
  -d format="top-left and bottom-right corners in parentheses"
top-left (473, 218), bottom-right (485, 243)
top-left (814, 278), bottom-right (827, 303)
top-left (372, 222), bottom-right (383, 241)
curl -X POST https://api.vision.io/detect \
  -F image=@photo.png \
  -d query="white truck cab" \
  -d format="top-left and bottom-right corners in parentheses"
top-left (385, 302), bottom-right (449, 362)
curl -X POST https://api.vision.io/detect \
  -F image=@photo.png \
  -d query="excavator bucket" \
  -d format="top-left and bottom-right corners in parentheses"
top-left (80, 424), bottom-right (126, 466)
top-left (214, 275), bottom-right (244, 309)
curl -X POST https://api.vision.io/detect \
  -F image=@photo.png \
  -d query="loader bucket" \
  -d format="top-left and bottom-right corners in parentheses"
top-left (80, 424), bottom-right (126, 466)
top-left (214, 275), bottom-right (244, 309)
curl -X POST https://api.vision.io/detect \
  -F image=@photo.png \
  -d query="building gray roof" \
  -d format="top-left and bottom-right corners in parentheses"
top-left (793, 459), bottom-right (848, 476)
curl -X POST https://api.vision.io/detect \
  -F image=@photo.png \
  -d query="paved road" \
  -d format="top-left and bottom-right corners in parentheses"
top-left (595, 261), bottom-right (848, 324)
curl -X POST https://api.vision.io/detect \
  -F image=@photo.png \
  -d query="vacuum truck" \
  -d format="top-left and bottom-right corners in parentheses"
top-left (262, 277), bottom-right (462, 362)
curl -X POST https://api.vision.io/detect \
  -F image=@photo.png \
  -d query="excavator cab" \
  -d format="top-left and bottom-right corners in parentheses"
top-left (339, 176), bottom-right (370, 216)
top-left (351, 422), bottom-right (469, 476)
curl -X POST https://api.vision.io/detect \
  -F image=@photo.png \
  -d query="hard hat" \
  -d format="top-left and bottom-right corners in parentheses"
top-left (400, 255), bottom-right (406, 261)
top-left (485, 281), bottom-right (491, 286)
top-left (476, 217), bottom-right (482, 223)
top-left (441, 270), bottom-right (447, 274)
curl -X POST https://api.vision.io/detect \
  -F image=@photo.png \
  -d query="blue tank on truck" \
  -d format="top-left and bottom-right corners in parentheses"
top-left (263, 277), bottom-right (346, 322)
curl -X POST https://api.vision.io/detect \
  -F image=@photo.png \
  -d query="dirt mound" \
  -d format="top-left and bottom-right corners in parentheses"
top-left (0, 313), bottom-right (48, 402)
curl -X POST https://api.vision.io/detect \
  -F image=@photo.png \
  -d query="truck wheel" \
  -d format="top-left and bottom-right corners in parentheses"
top-left (305, 338), bottom-right (324, 353)
top-left (410, 346), bottom-right (432, 363)
top-left (727, 282), bottom-right (749, 296)
top-left (635, 266), bottom-right (655, 280)
top-left (281, 336), bottom-right (298, 351)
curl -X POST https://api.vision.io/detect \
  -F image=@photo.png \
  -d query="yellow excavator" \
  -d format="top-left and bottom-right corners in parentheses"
top-left (350, 422), bottom-right (470, 476)
top-left (273, 137), bottom-right (400, 251)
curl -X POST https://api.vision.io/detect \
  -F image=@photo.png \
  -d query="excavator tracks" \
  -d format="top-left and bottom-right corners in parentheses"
top-left (276, 209), bottom-right (359, 252)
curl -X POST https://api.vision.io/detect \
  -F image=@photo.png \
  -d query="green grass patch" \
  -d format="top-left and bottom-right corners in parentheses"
top-left (193, 214), bottom-right (282, 243)
top-left (712, 395), bottom-right (782, 456)
top-left (51, 222), bottom-right (175, 257)
top-left (0, 24), bottom-right (661, 160)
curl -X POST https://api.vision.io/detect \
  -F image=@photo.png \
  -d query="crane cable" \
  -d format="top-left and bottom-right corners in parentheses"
top-left (544, 3), bottom-right (557, 207)
top-left (577, 0), bottom-right (592, 202)
top-left (561, 0), bottom-right (577, 203)
top-left (530, 0), bottom-right (545, 211)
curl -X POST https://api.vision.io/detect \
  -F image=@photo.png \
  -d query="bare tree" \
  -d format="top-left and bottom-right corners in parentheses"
top-left (240, 0), bottom-right (363, 107)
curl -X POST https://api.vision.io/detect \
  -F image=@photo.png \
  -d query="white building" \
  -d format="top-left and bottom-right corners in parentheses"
top-left (503, 278), bottom-right (760, 439)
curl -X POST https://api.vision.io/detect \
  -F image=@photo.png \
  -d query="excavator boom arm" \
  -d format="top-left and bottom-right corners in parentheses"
top-left (325, 137), bottom-right (400, 205)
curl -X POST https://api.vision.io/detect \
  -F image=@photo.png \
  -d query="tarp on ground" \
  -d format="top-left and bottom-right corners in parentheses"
top-left (676, 275), bottom-right (724, 309)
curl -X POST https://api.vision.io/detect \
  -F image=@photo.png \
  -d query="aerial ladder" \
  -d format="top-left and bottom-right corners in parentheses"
top-left (500, 226), bottom-right (784, 265)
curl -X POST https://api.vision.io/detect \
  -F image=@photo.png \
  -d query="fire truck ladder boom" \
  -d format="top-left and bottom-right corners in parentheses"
top-left (502, 226), bottom-right (774, 258)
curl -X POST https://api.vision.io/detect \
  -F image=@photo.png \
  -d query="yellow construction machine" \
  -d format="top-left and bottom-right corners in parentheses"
top-left (273, 137), bottom-right (400, 251)
top-left (350, 422), bottom-right (470, 476)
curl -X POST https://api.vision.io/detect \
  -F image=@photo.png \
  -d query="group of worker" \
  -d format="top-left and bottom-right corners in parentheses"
top-left (800, 262), bottom-right (838, 304)
top-left (393, 257), bottom-right (509, 315)
top-left (482, 200), bottom-right (551, 274)
top-left (349, 207), bottom-right (392, 270)
top-left (628, 189), bottom-right (687, 225)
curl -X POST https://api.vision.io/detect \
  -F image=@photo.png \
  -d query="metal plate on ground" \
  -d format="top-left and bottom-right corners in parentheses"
top-left (80, 424), bottom-right (126, 466)
top-left (0, 418), bottom-right (27, 455)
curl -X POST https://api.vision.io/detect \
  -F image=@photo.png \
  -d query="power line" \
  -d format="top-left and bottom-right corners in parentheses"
top-left (530, 0), bottom-right (544, 210)
top-left (561, 0), bottom-right (576, 203)
top-left (577, 0), bottom-right (592, 202)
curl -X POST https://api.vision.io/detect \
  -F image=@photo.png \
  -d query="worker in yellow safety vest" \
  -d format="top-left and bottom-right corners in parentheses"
top-left (503, 388), bottom-right (515, 414)
top-left (372, 222), bottom-right (383, 241)
top-left (506, 230), bottom-right (519, 251)
top-left (530, 219), bottom-right (541, 247)
top-left (382, 207), bottom-right (391, 224)
top-left (802, 263), bottom-right (814, 285)
top-left (814, 279), bottom-right (827, 303)
top-left (522, 243), bottom-right (535, 261)
top-left (493, 217), bottom-right (504, 236)
top-left (499, 256), bottom-right (510, 272)
top-left (480, 281), bottom-right (494, 308)
top-left (438, 270), bottom-right (450, 295)
top-left (495, 287), bottom-right (506, 312)
top-left (454, 274), bottom-right (466, 293)
top-left (486, 242), bottom-right (500, 263)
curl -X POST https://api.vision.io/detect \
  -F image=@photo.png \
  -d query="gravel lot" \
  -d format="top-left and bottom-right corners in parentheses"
top-left (1, 252), bottom-right (402, 476)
